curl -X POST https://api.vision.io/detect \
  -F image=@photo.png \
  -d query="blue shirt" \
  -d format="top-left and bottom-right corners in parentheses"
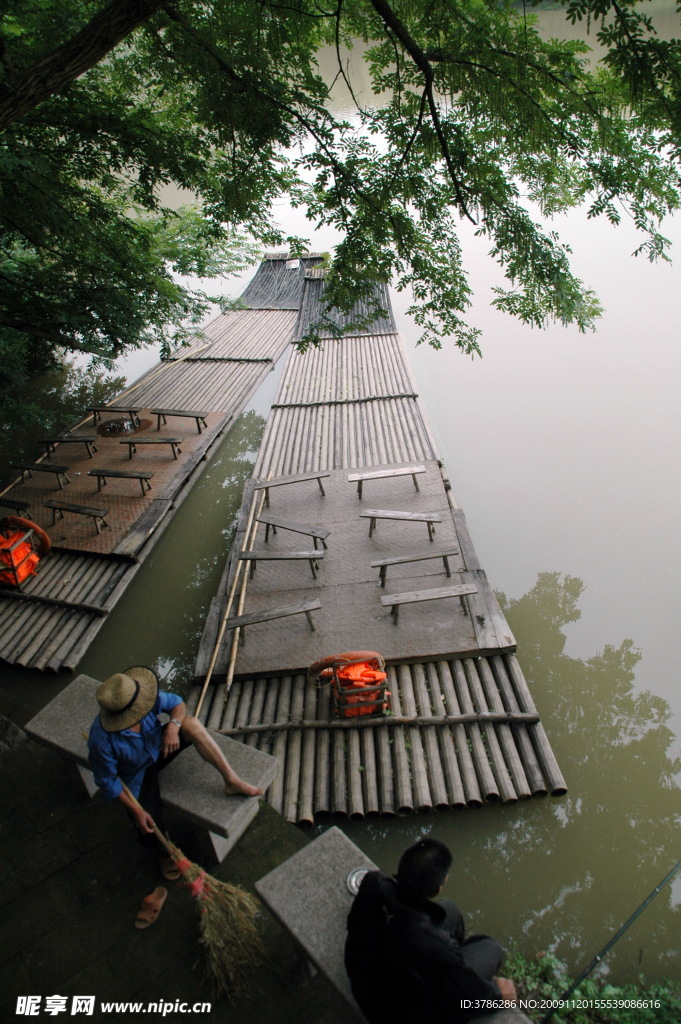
top-left (87, 692), bottom-right (183, 800)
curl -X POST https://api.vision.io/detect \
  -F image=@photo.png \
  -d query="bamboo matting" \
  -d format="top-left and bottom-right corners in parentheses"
top-left (187, 654), bottom-right (566, 821)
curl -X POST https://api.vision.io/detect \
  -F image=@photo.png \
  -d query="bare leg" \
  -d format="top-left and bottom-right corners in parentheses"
top-left (179, 717), bottom-right (263, 796)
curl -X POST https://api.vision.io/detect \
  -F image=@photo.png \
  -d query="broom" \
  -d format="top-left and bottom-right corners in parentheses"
top-left (122, 781), bottom-right (265, 998)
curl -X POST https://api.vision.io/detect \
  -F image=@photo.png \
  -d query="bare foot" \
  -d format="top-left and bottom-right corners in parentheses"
top-left (225, 777), bottom-right (263, 797)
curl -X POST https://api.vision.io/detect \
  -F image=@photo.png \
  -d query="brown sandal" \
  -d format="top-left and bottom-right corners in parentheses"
top-left (159, 856), bottom-right (181, 881)
top-left (134, 886), bottom-right (167, 929)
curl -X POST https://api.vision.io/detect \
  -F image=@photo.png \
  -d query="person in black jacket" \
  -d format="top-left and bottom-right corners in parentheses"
top-left (345, 838), bottom-right (516, 1024)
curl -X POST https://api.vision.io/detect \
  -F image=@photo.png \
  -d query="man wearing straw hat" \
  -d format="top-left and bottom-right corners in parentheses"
top-left (88, 666), bottom-right (262, 879)
top-left (345, 838), bottom-right (516, 1024)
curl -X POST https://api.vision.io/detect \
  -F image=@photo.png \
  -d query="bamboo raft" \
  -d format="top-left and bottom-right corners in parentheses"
top-left (191, 262), bottom-right (567, 820)
top-left (0, 259), bottom-right (322, 671)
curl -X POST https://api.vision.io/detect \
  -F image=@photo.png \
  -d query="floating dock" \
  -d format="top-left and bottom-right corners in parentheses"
top-left (0, 258), bottom-right (323, 671)
top-left (190, 259), bottom-right (567, 820)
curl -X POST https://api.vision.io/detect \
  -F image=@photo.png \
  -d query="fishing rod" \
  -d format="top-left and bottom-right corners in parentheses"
top-left (540, 858), bottom-right (681, 1024)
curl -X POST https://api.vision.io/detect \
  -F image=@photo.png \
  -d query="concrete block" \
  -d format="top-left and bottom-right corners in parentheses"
top-left (24, 674), bottom-right (97, 767)
top-left (159, 730), bottom-right (278, 839)
top-left (256, 826), bottom-right (377, 1016)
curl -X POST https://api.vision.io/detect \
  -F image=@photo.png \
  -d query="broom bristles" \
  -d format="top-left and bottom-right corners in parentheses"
top-left (167, 842), bottom-right (265, 999)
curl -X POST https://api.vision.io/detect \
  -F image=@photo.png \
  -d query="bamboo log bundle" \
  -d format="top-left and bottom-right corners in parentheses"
top-left (424, 663), bottom-right (466, 807)
top-left (398, 665), bottom-right (432, 812)
top-left (477, 657), bottom-right (531, 799)
top-left (438, 660), bottom-right (482, 806)
top-left (488, 654), bottom-right (547, 795)
top-left (462, 658), bottom-right (517, 803)
top-left (502, 654), bottom-right (567, 795)
top-left (412, 663), bottom-right (449, 810)
top-left (451, 660), bottom-right (499, 801)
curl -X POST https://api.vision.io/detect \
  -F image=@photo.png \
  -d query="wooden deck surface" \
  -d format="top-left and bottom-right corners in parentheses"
top-left (216, 462), bottom-right (513, 678)
top-left (3, 412), bottom-right (225, 557)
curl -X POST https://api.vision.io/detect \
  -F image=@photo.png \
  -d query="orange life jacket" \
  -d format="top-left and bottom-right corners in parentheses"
top-left (0, 533), bottom-right (40, 586)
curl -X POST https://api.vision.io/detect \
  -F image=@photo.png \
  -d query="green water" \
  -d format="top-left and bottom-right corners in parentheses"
top-left (3, 6), bottom-right (681, 992)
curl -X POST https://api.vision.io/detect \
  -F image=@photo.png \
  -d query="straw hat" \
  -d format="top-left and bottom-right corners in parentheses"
top-left (96, 666), bottom-right (159, 732)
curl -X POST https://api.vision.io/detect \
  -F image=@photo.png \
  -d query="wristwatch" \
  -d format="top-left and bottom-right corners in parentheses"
top-left (168, 718), bottom-right (182, 728)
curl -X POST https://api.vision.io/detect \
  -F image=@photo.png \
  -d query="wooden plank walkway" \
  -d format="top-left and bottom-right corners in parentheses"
top-left (192, 268), bottom-right (566, 819)
top-left (0, 274), bottom-right (303, 671)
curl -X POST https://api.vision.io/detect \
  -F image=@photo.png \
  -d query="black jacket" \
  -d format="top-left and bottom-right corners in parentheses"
top-left (345, 871), bottom-right (501, 1024)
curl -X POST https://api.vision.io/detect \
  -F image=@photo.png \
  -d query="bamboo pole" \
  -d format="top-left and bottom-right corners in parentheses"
top-left (218, 710), bottom-right (540, 735)
top-left (347, 729), bottom-right (365, 819)
top-left (360, 726), bottom-right (380, 816)
top-left (388, 666), bottom-right (414, 814)
top-left (297, 672), bottom-right (318, 825)
top-left (314, 675), bottom-right (332, 815)
top-left (193, 482), bottom-right (265, 719)
top-left (268, 675), bottom-right (293, 816)
top-left (283, 676), bottom-right (306, 823)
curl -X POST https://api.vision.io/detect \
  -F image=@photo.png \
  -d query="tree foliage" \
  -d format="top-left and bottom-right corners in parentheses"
top-left (1, 0), bottom-right (681, 370)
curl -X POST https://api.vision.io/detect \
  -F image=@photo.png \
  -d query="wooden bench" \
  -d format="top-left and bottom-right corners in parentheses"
top-left (87, 405), bottom-right (141, 426)
top-left (348, 464), bottom-right (426, 499)
top-left (256, 829), bottom-right (527, 1024)
top-left (224, 598), bottom-right (321, 645)
top-left (371, 548), bottom-right (459, 588)
top-left (150, 408), bottom-right (209, 433)
top-left (119, 437), bottom-right (183, 459)
top-left (13, 463), bottom-right (71, 489)
top-left (257, 512), bottom-right (329, 550)
top-left (239, 548), bottom-right (324, 579)
top-left (381, 583), bottom-right (478, 624)
top-left (88, 467), bottom-right (153, 496)
top-left (360, 508), bottom-right (442, 541)
top-left (42, 436), bottom-right (98, 459)
top-left (43, 500), bottom-right (110, 535)
top-left (254, 471), bottom-right (331, 507)
top-left (0, 497), bottom-right (32, 518)
top-left (24, 673), bottom-right (279, 862)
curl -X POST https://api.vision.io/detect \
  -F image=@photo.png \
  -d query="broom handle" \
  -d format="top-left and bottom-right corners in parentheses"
top-left (80, 729), bottom-right (176, 857)
top-left (120, 780), bottom-right (175, 857)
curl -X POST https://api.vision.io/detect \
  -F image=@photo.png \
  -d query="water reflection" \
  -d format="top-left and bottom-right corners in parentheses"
top-left (342, 572), bottom-right (681, 985)
top-left (75, 409), bottom-right (267, 694)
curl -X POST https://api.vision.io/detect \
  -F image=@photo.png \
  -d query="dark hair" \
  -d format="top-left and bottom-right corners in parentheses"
top-left (396, 838), bottom-right (452, 900)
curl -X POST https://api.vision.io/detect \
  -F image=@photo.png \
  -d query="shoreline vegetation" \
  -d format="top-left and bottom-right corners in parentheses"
top-left (506, 950), bottom-right (681, 1023)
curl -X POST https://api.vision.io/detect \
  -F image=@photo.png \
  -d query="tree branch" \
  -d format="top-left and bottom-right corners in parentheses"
top-left (0, 0), bottom-right (169, 131)
top-left (0, 313), bottom-right (115, 358)
top-left (367, 0), bottom-right (476, 222)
